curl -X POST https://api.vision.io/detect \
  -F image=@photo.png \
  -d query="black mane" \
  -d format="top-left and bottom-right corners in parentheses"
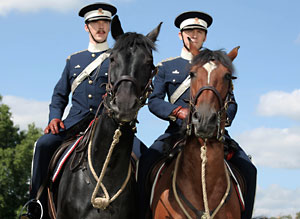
top-left (191, 48), bottom-right (235, 74)
top-left (112, 32), bottom-right (156, 54)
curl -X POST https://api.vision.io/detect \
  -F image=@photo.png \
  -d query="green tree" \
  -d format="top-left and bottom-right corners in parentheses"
top-left (0, 95), bottom-right (42, 218)
top-left (296, 211), bottom-right (300, 219)
top-left (279, 215), bottom-right (292, 219)
top-left (0, 95), bottom-right (24, 149)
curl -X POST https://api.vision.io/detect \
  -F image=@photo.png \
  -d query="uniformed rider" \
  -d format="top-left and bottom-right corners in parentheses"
top-left (138, 11), bottom-right (257, 219)
top-left (21, 3), bottom-right (146, 219)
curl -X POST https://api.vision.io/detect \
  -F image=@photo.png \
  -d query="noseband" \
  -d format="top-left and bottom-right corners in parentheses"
top-left (187, 60), bottom-right (233, 141)
top-left (104, 64), bottom-right (158, 119)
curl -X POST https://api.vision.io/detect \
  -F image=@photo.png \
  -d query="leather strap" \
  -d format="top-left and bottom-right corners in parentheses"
top-left (170, 75), bottom-right (190, 104)
top-left (71, 52), bottom-right (110, 93)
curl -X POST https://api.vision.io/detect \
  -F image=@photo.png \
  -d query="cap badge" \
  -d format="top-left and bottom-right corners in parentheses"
top-left (98, 8), bottom-right (103, 14)
top-left (194, 17), bottom-right (200, 24)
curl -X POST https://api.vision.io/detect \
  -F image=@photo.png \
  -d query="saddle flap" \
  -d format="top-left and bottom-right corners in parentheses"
top-left (225, 160), bottom-right (246, 211)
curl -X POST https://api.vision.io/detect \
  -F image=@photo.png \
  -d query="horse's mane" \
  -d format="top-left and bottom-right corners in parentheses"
top-left (112, 32), bottom-right (156, 54)
top-left (191, 48), bottom-right (235, 75)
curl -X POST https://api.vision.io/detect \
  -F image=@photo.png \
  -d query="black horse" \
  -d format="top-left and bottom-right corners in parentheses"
top-left (54, 16), bottom-right (162, 219)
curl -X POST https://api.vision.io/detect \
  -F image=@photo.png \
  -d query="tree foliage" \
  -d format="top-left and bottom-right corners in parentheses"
top-left (0, 96), bottom-right (42, 218)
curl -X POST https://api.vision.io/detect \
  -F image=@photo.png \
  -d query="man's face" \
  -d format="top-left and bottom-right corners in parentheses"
top-left (179, 28), bottom-right (207, 50)
top-left (85, 20), bottom-right (110, 43)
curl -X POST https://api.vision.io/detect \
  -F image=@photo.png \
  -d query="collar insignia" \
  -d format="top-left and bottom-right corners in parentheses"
top-left (75, 65), bottom-right (81, 69)
top-left (172, 70), bottom-right (180, 74)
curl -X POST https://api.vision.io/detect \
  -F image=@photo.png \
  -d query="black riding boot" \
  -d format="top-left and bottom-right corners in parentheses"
top-left (19, 199), bottom-right (42, 219)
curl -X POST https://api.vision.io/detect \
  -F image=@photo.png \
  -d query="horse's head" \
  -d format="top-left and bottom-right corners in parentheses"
top-left (105, 16), bottom-right (162, 123)
top-left (188, 45), bottom-right (239, 140)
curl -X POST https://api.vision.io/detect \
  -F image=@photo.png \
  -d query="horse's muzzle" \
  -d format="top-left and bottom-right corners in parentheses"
top-left (191, 107), bottom-right (217, 138)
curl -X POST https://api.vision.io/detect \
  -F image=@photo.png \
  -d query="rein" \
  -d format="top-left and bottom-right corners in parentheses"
top-left (173, 60), bottom-right (233, 218)
top-left (87, 62), bottom-right (158, 210)
top-left (88, 124), bottom-right (132, 210)
top-left (186, 60), bottom-right (233, 141)
top-left (172, 140), bottom-right (231, 219)
top-left (105, 65), bottom-right (157, 116)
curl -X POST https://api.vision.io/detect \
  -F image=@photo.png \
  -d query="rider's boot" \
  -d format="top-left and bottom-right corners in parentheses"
top-left (19, 199), bottom-right (42, 219)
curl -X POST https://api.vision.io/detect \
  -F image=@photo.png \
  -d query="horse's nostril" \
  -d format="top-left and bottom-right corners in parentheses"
top-left (192, 111), bottom-right (200, 120)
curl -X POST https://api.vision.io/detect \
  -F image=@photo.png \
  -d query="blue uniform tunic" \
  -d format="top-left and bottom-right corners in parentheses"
top-left (49, 49), bottom-right (109, 129)
top-left (138, 50), bottom-right (256, 219)
top-left (30, 49), bottom-right (110, 214)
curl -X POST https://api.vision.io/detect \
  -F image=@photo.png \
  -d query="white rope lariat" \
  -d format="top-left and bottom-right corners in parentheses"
top-left (172, 139), bottom-right (231, 219)
top-left (88, 127), bottom-right (132, 210)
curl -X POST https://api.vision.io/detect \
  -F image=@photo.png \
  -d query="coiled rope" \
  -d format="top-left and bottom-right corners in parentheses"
top-left (88, 127), bottom-right (132, 210)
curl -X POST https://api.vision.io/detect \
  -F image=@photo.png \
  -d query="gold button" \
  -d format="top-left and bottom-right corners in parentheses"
top-left (172, 79), bottom-right (176, 83)
top-left (89, 108), bottom-right (93, 112)
top-left (88, 80), bottom-right (93, 84)
top-left (92, 54), bottom-right (96, 57)
top-left (88, 94), bottom-right (92, 99)
top-left (73, 73), bottom-right (77, 77)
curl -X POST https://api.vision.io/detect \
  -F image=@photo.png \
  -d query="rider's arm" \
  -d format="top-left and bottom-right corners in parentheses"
top-left (148, 64), bottom-right (178, 121)
top-left (225, 91), bottom-right (237, 127)
top-left (48, 58), bottom-right (71, 126)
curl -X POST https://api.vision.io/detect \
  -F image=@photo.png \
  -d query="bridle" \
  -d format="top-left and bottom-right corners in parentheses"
top-left (104, 58), bottom-right (158, 125)
top-left (186, 60), bottom-right (235, 141)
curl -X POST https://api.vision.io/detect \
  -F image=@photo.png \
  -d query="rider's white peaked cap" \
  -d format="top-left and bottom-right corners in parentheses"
top-left (175, 11), bottom-right (213, 31)
top-left (79, 2), bottom-right (117, 23)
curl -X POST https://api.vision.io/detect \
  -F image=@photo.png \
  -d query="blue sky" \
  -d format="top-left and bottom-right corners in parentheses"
top-left (1, 0), bottom-right (300, 217)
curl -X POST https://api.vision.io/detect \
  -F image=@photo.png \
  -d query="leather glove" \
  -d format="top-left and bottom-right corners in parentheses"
top-left (172, 106), bottom-right (189, 120)
top-left (44, 118), bottom-right (65, 134)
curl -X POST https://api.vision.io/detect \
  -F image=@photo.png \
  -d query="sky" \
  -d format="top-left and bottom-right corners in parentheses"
top-left (1, 0), bottom-right (300, 217)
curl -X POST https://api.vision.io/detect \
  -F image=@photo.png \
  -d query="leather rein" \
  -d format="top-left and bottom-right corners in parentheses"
top-left (104, 63), bottom-right (158, 122)
top-left (186, 60), bottom-right (234, 141)
top-left (173, 60), bottom-right (235, 219)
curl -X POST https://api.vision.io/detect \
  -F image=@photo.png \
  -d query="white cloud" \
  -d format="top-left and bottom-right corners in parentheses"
top-left (0, 0), bottom-right (132, 16)
top-left (253, 184), bottom-right (300, 218)
top-left (257, 89), bottom-right (300, 121)
top-left (2, 95), bottom-right (70, 130)
top-left (237, 127), bottom-right (300, 169)
top-left (0, 0), bottom-right (83, 15)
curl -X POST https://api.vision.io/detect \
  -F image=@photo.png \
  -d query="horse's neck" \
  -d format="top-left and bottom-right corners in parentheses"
top-left (178, 137), bottom-right (227, 195)
top-left (91, 113), bottom-right (134, 172)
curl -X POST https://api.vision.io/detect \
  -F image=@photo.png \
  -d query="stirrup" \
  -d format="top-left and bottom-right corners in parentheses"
top-left (19, 199), bottom-right (43, 219)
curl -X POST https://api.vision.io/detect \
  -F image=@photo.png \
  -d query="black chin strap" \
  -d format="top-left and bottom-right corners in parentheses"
top-left (181, 30), bottom-right (190, 51)
top-left (86, 22), bottom-right (106, 44)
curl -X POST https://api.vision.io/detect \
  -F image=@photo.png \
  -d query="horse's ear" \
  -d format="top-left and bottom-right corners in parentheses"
top-left (146, 22), bottom-right (163, 42)
top-left (188, 37), bottom-right (200, 57)
top-left (227, 46), bottom-right (240, 61)
top-left (111, 15), bottom-right (124, 40)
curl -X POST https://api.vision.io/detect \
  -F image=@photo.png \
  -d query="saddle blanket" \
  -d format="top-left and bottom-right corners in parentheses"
top-left (52, 136), bottom-right (84, 183)
top-left (150, 160), bottom-right (245, 210)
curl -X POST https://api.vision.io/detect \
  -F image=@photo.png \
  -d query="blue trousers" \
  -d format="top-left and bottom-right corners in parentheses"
top-left (30, 132), bottom-right (66, 219)
top-left (138, 137), bottom-right (256, 219)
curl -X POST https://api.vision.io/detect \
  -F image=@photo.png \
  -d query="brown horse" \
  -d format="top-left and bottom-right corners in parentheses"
top-left (150, 46), bottom-right (241, 219)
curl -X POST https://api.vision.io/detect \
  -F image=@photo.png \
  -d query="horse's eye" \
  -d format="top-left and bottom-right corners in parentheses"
top-left (224, 73), bottom-right (232, 81)
top-left (190, 71), bottom-right (196, 78)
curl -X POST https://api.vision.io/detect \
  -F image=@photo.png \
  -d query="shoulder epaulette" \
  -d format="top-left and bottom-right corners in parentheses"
top-left (156, 56), bottom-right (180, 66)
top-left (66, 49), bottom-right (88, 60)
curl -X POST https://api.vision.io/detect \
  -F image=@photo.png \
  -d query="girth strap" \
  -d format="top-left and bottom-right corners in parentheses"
top-left (175, 181), bottom-right (232, 218)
